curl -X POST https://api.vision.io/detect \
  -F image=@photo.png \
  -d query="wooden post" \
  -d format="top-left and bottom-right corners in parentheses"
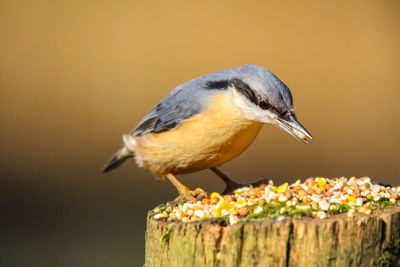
top-left (145, 205), bottom-right (400, 266)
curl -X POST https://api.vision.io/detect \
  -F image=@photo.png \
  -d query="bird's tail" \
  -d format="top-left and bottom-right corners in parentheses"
top-left (102, 146), bottom-right (134, 173)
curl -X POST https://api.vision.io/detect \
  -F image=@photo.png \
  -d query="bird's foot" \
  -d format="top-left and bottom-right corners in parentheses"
top-left (210, 167), bottom-right (270, 195)
top-left (174, 186), bottom-right (196, 202)
top-left (165, 173), bottom-right (206, 202)
top-left (222, 178), bottom-right (270, 195)
top-left (173, 187), bottom-right (207, 203)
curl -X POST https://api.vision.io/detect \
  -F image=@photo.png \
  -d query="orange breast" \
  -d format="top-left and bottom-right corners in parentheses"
top-left (134, 91), bottom-right (263, 176)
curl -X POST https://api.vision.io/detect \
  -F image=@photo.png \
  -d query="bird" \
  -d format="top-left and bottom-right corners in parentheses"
top-left (102, 64), bottom-right (312, 200)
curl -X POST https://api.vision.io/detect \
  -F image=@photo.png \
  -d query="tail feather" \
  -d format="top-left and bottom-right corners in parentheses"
top-left (102, 146), bottom-right (133, 173)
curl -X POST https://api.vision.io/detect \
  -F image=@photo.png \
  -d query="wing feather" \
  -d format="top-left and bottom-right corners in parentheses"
top-left (131, 66), bottom-right (245, 136)
top-left (132, 84), bottom-right (209, 136)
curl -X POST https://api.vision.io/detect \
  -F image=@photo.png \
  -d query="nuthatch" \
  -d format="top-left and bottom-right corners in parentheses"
top-left (103, 64), bottom-right (312, 200)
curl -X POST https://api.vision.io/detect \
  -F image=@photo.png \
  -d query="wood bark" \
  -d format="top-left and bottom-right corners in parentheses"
top-left (145, 205), bottom-right (400, 267)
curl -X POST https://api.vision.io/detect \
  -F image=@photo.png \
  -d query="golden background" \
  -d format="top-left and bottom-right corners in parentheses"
top-left (1, 1), bottom-right (399, 266)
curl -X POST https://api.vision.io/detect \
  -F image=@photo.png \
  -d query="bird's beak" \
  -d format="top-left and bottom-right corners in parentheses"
top-left (277, 113), bottom-right (313, 144)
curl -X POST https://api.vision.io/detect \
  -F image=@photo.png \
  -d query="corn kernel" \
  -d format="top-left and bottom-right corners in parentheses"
top-left (210, 192), bottom-right (221, 199)
top-left (215, 200), bottom-right (235, 217)
top-left (347, 196), bottom-right (356, 203)
top-left (277, 183), bottom-right (288, 193)
top-left (236, 197), bottom-right (246, 205)
top-left (317, 177), bottom-right (327, 187)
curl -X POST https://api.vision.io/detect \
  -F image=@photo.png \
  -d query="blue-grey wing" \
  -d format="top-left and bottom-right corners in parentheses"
top-left (132, 79), bottom-right (224, 136)
top-left (132, 89), bottom-right (203, 136)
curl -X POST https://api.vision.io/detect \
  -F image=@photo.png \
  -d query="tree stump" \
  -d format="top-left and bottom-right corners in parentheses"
top-left (145, 205), bottom-right (400, 267)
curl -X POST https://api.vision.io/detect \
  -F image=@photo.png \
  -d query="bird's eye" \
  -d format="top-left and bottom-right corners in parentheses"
top-left (259, 100), bottom-right (269, 110)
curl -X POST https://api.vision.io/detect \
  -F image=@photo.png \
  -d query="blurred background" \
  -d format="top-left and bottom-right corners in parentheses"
top-left (1, 0), bottom-right (399, 266)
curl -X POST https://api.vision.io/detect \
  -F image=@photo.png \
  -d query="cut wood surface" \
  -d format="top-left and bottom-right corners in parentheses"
top-left (145, 205), bottom-right (400, 267)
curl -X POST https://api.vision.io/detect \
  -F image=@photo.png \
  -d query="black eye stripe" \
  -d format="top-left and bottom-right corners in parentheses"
top-left (205, 77), bottom-right (285, 115)
top-left (229, 78), bottom-right (258, 105)
top-left (205, 80), bottom-right (230, 90)
top-left (258, 100), bottom-right (269, 110)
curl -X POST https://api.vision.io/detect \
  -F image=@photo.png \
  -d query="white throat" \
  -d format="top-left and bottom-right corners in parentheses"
top-left (229, 87), bottom-right (278, 125)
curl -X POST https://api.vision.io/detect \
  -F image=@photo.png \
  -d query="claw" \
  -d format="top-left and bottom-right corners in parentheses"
top-left (174, 192), bottom-right (196, 202)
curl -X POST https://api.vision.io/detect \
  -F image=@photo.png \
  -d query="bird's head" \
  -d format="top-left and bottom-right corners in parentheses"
top-left (229, 64), bottom-right (312, 144)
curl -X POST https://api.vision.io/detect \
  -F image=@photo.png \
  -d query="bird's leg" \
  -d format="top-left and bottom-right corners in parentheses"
top-left (210, 167), bottom-right (270, 195)
top-left (210, 167), bottom-right (243, 195)
top-left (165, 173), bottom-right (196, 202)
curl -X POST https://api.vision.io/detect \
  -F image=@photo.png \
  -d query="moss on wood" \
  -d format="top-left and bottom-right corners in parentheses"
top-left (145, 205), bottom-right (400, 267)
